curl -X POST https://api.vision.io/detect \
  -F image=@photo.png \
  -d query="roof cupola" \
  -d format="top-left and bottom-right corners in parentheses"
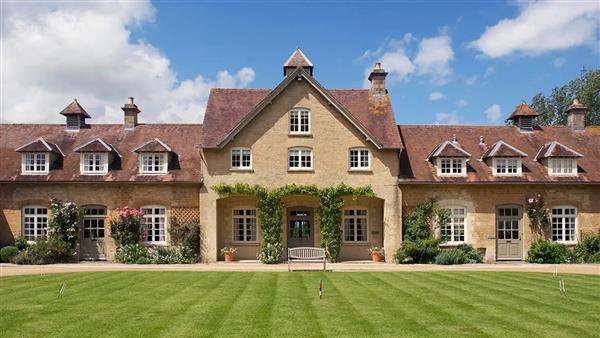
top-left (283, 49), bottom-right (314, 76)
top-left (507, 101), bottom-right (539, 132)
top-left (60, 99), bottom-right (90, 131)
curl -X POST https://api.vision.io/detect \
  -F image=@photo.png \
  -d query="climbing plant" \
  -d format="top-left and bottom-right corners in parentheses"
top-left (212, 183), bottom-right (374, 263)
top-left (526, 194), bottom-right (550, 239)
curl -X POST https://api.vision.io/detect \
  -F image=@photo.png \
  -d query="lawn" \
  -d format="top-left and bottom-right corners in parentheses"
top-left (1, 271), bottom-right (599, 337)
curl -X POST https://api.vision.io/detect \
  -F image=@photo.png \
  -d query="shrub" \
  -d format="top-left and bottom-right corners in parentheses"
top-left (395, 238), bottom-right (442, 264)
top-left (114, 244), bottom-right (150, 264)
top-left (527, 240), bottom-right (567, 264)
top-left (590, 251), bottom-right (600, 263)
top-left (168, 217), bottom-right (200, 262)
top-left (110, 207), bottom-right (143, 247)
top-left (0, 246), bottom-right (19, 263)
top-left (11, 237), bottom-right (73, 265)
top-left (456, 244), bottom-right (484, 263)
top-left (48, 199), bottom-right (82, 250)
top-left (570, 232), bottom-right (600, 263)
top-left (434, 244), bottom-right (483, 265)
top-left (14, 237), bottom-right (29, 251)
top-left (257, 242), bottom-right (283, 264)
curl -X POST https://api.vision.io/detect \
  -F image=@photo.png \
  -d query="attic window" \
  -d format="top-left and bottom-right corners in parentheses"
top-left (493, 158), bottom-right (522, 176)
top-left (437, 158), bottom-right (466, 176)
top-left (289, 109), bottom-right (310, 135)
top-left (21, 153), bottom-right (49, 174)
top-left (139, 153), bottom-right (168, 174)
top-left (548, 158), bottom-right (577, 176)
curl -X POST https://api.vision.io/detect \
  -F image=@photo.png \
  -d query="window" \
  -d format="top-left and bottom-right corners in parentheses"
top-left (139, 153), bottom-right (168, 174)
top-left (230, 148), bottom-right (252, 170)
top-left (437, 158), bottom-right (466, 176)
top-left (548, 158), bottom-right (577, 176)
top-left (141, 207), bottom-right (166, 244)
top-left (288, 148), bottom-right (313, 170)
top-left (493, 158), bottom-right (521, 176)
top-left (83, 206), bottom-right (106, 240)
top-left (233, 209), bottom-right (257, 242)
top-left (441, 207), bottom-right (466, 243)
top-left (21, 153), bottom-right (49, 174)
top-left (22, 207), bottom-right (48, 241)
top-left (552, 207), bottom-right (577, 243)
top-left (349, 149), bottom-right (370, 170)
top-left (81, 153), bottom-right (108, 174)
top-left (343, 209), bottom-right (368, 242)
top-left (289, 109), bottom-right (310, 134)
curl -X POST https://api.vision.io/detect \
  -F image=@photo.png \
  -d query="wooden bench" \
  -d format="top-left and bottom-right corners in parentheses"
top-left (288, 247), bottom-right (326, 271)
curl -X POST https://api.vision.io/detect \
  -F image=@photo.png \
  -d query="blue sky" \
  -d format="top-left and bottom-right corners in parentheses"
top-left (1, 1), bottom-right (599, 125)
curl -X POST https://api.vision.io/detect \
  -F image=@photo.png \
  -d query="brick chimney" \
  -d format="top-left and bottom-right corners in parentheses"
top-left (565, 97), bottom-right (587, 131)
top-left (122, 97), bottom-right (140, 129)
top-left (368, 62), bottom-right (388, 95)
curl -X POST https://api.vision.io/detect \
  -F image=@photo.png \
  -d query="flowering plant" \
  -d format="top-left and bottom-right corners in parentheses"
top-left (369, 245), bottom-right (384, 254)
top-left (109, 207), bottom-right (144, 247)
top-left (526, 194), bottom-right (550, 239)
top-left (220, 246), bottom-right (237, 255)
top-left (48, 199), bottom-right (82, 250)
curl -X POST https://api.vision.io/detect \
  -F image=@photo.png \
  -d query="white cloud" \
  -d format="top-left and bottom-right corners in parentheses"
top-left (456, 99), bottom-right (469, 108)
top-left (485, 104), bottom-right (502, 122)
top-left (414, 34), bottom-right (454, 85)
top-left (484, 66), bottom-right (496, 77)
top-left (0, 1), bottom-right (256, 123)
top-left (553, 57), bottom-right (567, 68)
top-left (463, 75), bottom-right (478, 85)
top-left (470, 1), bottom-right (600, 58)
top-left (376, 48), bottom-right (416, 83)
top-left (429, 92), bottom-right (446, 101)
top-left (435, 112), bottom-right (461, 125)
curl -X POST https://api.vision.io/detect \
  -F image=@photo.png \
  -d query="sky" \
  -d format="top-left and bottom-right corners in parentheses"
top-left (1, 0), bottom-right (599, 125)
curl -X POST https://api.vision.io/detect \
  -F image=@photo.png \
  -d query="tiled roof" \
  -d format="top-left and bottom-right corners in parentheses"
top-left (0, 124), bottom-right (202, 182)
top-left (399, 125), bottom-right (600, 183)
top-left (73, 138), bottom-right (113, 152)
top-left (59, 99), bottom-right (91, 118)
top-left (508, 102), bottom-right (539, 120)
top-left (15, 138), bottom-right (63, 155)
top-left (132, 138), bottom-right (173, 153)
top-left (284, 49), bottom-right (313, 68)
top-left (202, 73), bottom-right (401, 149)
top-left (534, 141), bottom-right (584, 161)
top-left (481, 140), bottom-right (528, 159)
top-left (426, 141), bottom-right (472, 160)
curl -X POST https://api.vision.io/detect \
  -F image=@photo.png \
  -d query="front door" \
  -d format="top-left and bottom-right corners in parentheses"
top-left (80, 206), bottom-right (107, 260)
top-left (288, 208), bottom-right (314, 248)
top-left (496, 206), bottom-right (523, 260)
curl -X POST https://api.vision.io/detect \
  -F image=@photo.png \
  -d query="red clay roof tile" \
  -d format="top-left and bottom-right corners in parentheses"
top-left (59, 99), bottom-right (91, 118)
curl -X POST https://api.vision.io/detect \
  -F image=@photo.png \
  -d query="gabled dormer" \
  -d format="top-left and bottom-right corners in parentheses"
top-left (74, 138), bottom-right (120, 175)
top-left (506, 102), bottom-right (539, 132)
top-left (480, 140), bottom-right (527, 176)
top-left (60, 99), bottom-right (90, 131)
top-left (15, 138), bottom-right (64, 175)
top-left (534, 141), bottom-right (583, 177)
top-left (133, 138), bottom-right (174, 175)
top-left (426, 136), bottom-right (471, 177)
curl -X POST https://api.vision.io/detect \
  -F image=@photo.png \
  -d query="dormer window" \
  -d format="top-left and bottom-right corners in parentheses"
top-left (140, 153), bottom-right (168, 174)
top-left (133, 138), bottom-right (173, 175)
top-left (289, 109), bottom-right (310, 135)
top-left (437, 158), bottom-right (466, 176)
top-left (493, 158), bottom-right (522, 176)
top-left (534, 141), bottom-right (583, 177)
top-left (81, 153), bottom-right (108, 174)
top-left (548, 158), bottom-right (577, 176)
top-left (22, 153), bottom-right (49, 174)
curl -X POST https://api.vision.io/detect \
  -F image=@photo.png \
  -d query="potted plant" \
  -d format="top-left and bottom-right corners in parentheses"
top-left (221, 246), bottom-right (237, 262)
top-left (369, 246), bottom-right (384, 262)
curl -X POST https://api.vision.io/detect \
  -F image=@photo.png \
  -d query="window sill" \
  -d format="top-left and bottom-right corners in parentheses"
top-left (138, 173), bottom-right (168, 176)
top-left (554, 241), bottom-right (577, 246)
top-left (493, 174), bottom-right (522, 177)
top-left (342, 241), bottom-right (371, 245)
top-left (437, 174), bottom-right (467, 177)
top-left (548, 174), bottom-right (578, 177)
top-left (348, 169), bottom-right (372, 173)
top-left (229, 241), bottom-right (259, 246)
top-left (288, 169), bottom-right (314, 173)
top-left (288, 133), bottom-right (312, 137)
top-left (440, 242), bottom-right (466, 247)
top-left (21, 172), bottom-right (49, 176)
top-left (142, 242), bottom-right (168, 246)
top-left (229, 168), bottom-right (254, 173)
top-left (81, 172), bottom-right (108, 176)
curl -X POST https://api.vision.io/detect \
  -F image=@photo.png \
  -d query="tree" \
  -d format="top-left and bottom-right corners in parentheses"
top-left (529, 68), bottom-right (600, 126)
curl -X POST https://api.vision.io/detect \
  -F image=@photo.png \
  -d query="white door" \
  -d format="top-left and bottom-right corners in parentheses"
top-left (80, 206), bottom-right (107, 260)
top-left (496, 206), bottom-right (523, 260)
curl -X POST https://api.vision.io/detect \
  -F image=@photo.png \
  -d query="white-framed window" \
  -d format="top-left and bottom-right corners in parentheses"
top-left (83, 206), bottom-right (106, 240)
top-left (230, 148), bottom-right (252, 170)
top-left (22, 206), bottom-right (48, 241)
top-left (493, 157), bottom-right (521, 176)
top-left (288, 148), bottom-right (313, 170)
top-left (21, 153), bottom-right (49, 174)
top-left (551, 206), bottom-right (577, 243)
top-left (437, 157), bottom-right (466, 176)
top-left (343, 209), bottom-right (368, 242)
top-left (80, 153), bottom-right (108, 175)
top-left (233, 208), bottom-right (257, 242)
top-left (441, 207), bottom-right (466, 243)
top-left (289, 109), bottom-right (310, 134)
top-left (548, 158), bottom-right (577, 176)
top-left (139, 153), bottom-right (168, 174)
top-left (141, 206), bottom-right (166, 244)
top-left (349, 148), bottom-right (370, 170)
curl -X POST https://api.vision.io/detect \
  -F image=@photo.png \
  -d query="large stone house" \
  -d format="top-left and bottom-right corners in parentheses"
top-left (1, 50), bottom-right (599, 262)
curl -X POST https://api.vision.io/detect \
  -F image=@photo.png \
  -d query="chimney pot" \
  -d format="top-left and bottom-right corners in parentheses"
top-left (368, 62), bottom-right (388, 95)
top-left (479, 136), bottom-right (485, 145)
top-left (128, 97), bottom-right (135, 105)
top-left (122, 97), bottom-right (141, 129)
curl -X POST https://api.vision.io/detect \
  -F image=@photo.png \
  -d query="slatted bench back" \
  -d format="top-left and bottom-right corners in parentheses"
top-left (288, 247), bottom-right (325, 260)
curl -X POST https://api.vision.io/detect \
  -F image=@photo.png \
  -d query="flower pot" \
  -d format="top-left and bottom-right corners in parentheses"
top-left (223, 251), bottom-right (236, 262)
top-left (371, 252), bottom-right (384, 263)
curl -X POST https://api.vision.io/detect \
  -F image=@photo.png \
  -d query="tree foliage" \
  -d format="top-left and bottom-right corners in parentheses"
top-left (530, 68), bottom-right (600, 126)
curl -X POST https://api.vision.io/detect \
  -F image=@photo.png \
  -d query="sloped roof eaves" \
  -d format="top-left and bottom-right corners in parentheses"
top-left (0, 124), bottom-right (203, 182)
top-left (398, 125), bottom-right (600, 184)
